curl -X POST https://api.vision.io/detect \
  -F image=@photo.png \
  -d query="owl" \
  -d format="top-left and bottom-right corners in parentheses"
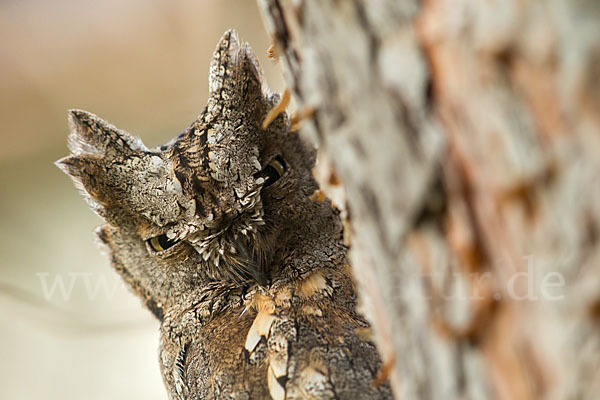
top-left (57, 29), bottom-right (392, 400)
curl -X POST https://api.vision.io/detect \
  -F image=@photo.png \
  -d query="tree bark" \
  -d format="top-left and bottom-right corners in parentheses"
top-left (258, 1), bottom-right (600, 399)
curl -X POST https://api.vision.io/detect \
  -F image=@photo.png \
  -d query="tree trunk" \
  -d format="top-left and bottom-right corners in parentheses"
top-left (258, 1), bottom-right (600, 399)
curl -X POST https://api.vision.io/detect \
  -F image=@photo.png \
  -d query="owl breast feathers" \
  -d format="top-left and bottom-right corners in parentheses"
top-left (57, 29), bottom-right (392, 400)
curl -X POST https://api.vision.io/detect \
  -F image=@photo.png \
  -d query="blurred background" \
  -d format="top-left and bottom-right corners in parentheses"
top-left (0, 1), bottom-right (283, 398)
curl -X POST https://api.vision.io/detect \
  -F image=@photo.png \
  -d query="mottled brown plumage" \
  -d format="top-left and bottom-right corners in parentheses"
top-left (57, 29), bottom-right (391, 399)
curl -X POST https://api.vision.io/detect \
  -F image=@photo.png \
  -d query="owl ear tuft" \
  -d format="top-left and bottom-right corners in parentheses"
top-left (55, 154), bottom-right (111, 217)
top-left (208, 29), bottom-right (265, 107)
top-left (67, 109), bottom-right (147, 157)
top-left (55, 154), bottom-right (91, 181)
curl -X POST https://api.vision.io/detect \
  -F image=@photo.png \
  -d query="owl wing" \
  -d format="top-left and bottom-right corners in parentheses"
top-left (244, 270), bottom-right (393, 400)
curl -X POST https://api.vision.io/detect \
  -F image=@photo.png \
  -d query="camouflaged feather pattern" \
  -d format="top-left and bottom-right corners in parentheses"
top-left (57, 29), bottom-right (392, 400)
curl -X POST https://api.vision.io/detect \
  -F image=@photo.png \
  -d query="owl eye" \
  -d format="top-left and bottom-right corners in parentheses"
top-left (147, 234), bottom-right (178, 253)
top-left (261, 156), bottom-right (287, 188)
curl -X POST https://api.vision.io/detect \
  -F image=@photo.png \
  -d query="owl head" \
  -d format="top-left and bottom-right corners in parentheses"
top-left (56, 30), bottom-right (341, 319)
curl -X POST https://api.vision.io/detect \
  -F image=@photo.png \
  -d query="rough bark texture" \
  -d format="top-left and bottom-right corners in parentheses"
top-left (259, 1), bottom-right (600, 399)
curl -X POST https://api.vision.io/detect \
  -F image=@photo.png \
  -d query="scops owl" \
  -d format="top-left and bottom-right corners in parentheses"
top-left (57, 30), bottom-right (392, 400)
